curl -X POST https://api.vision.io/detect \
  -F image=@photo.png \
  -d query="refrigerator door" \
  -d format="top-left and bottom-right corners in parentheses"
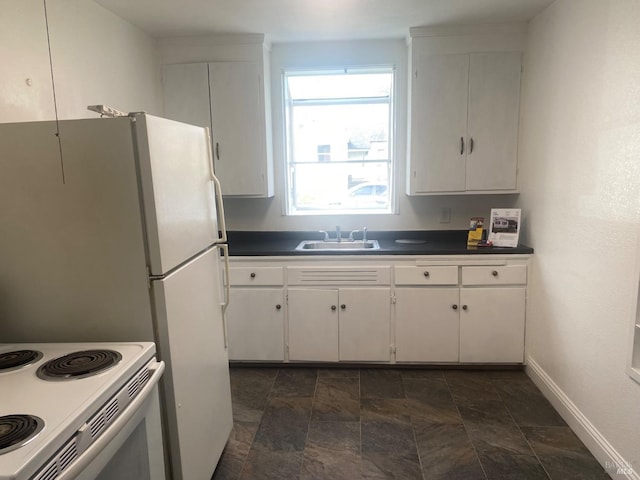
top-left (134, 114), bottom-right (220, 275)
top-left (150, 247), bottom-right (232, 480)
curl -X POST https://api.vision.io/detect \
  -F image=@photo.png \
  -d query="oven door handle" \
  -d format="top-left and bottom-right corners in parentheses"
top-left (54, 360), bottom-right (165, 480)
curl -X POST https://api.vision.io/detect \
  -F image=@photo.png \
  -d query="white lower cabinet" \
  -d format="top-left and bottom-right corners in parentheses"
top-left (287, 287), bottom-right (391, 362)
top-left (226, 288), bottom-right (285, 361)
top-left (459, 287), bottom-right (526, 363)
top-left (395, 287), bottom-right (460, 362)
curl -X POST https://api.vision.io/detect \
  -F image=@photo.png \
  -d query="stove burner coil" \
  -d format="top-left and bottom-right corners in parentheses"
top-left (37, 350), bottom-right (122, 380)
top-left (0, 415), bottom-right (45, 455)
top-left (0, 350), bottom-right (43, 372)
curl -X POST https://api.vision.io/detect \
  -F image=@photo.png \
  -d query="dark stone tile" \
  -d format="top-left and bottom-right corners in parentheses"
top-left (479, 453), bottom-right (549, 480)
top-left (271, 368), bottom-right (318, 397)
top-left (361, 398), bottom-right (410, 423)
top-left (311, 377), bottom-right (360, 421)
top-left (238, 446), bottom-right (303, 480)
top-left (229, 368), bottom-right (278, 422)
top-left (399, 369), bottom-right (446, 381)
top-left (318, 368), bottom-right (360, 378)
top-left (403, 377), bottom-right (462, 425)
top-left (493, 378), bottom-right (566, 427)
top-left (361, 369), bottom-right (404, 399)
top-left (301, 421), bottom-right (361, 480)
top-left (458, 401), bottom-right (534, 456)
top-left (522, 427), bottom-right (611, 480)
top-left (212, 421), bottom-right (259, 480)
top-left (445, 370), bottom-right (502, 405)
top-left (252, 397), bottom-right (312, 452)
top-left (362, 419), bottom-right (422, 478)
top-left (414, 422), bottom-right (485, 480)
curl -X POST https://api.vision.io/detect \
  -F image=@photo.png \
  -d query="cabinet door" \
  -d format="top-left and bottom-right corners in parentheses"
top-left (466, 52), bottom-right (521, 191)
top-left (459, 287), bottom-right (525, 363)
top-left (395, 288), bottom-right (460, 362)
top-left (339, 288), bottom-right (391, 362)
top-left (209, 62), bottom-right (266, 196)
top-left (411, 54), bottom-right (469, 193)
top-left (226, 288), bottom-right (284, 361)
top-left (161, 63), bottom-right (212, 130)
top-left (288, 288), bottom-right (339, 362)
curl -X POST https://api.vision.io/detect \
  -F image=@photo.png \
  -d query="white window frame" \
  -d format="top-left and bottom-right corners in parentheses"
top-left (282, 66), bottom-right (396, 216)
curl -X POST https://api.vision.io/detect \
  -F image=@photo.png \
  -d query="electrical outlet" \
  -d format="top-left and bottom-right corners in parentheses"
top-left (440, 207), bottom-right (451, 224)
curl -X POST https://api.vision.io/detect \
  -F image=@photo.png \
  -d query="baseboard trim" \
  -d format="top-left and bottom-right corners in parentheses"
top-left (526, 356), bottom-right (638, 480)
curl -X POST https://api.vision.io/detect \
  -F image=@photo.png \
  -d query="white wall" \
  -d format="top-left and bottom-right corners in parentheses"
top-left (518, 0), bottom-right (640, 473)
top-left (0, 0), bottom-right (163, 123)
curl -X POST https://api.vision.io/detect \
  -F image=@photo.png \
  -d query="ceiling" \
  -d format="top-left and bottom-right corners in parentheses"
top-left (95, 0), bottom-right (555, 43)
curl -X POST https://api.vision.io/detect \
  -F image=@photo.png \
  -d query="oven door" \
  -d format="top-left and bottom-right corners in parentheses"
top-left (56, 361), bottom-right (166, 480)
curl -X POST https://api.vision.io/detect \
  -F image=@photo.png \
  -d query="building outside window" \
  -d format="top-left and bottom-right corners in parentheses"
top-left (283, 68), bottom-right (395, 215)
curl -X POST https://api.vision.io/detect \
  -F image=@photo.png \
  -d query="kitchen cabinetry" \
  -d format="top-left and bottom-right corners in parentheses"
top-left (225, 267), bottom-right (284, 361)
top-left (395, 263), bottom-right (527, 363)
top-left (407, 51), bottom-right (522, 194)
top-left (287, 287), bottom-right (391, 362)
top-left (227, 255), bottom-right (529, 364)
top-left (287, 266), bottom-right (391, 362)
top-left (162, 57), bottom-right (274, 197)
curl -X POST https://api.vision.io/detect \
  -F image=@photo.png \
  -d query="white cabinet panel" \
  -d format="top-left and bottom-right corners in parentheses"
top-left (229, 266), bottom-right (284, 286)
top-left (226, 288), bottom-right (284, 361)
top-left (411, 54), bottom-right (469, 193)
top-left (459, 287), bottom-right (526, 363)
top-left (288, 288), bottom-right (339, 362)
top-left (394, 266), bottom-right (458, 285)
top-left (461, 265), bottom-right (527, 286)
top-left (161, 63), bottom-right (212, 130)
top-left (339, 288), bottom-right (391, 362)
top-left (395, 288), bottom-right (460, 362)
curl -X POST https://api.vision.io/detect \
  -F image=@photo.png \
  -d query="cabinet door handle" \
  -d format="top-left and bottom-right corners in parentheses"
top-left (492, 270), bottom-right (498, 277)
top-left (460, 137), bottom-right (464, 155)
top-left (462, 305), bottom-right (468, 311)
top-left (331, 305), bottom-right (337, 311)
top-left (423, 271), bottom-right (430, 278)
top-left (215, 142), bottom-right (220, 160)
top-left (341, 304), bottom-right (346, 310)
top-left (452, 304), bottom-right (458, 310)
top-left (250, 272), bottom-right (256, 278)
top-left (469, 137), bottom-right (474, 153)
top-left (276, 304), bottom-right (281, 310)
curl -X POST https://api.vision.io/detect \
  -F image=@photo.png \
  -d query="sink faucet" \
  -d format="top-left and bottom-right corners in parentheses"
top-left (348, 226), bottom-right (368, 242)
top-left (335, 225), bottom-right (341, 243)
top-left (318, 230), bottom-right (330, 241)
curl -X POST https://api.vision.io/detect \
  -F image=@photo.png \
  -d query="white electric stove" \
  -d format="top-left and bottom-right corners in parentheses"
top-left (0, 342), bottom-right (166, 480)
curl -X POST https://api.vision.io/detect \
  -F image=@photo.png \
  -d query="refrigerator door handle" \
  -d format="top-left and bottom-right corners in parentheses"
top-left (219, 243), bottom-right (230, 348)
top-left (205, 128), bottom-right (227, 244)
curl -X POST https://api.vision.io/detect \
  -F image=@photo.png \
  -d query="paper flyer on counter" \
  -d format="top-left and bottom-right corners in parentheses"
top-left (488, 209), bottom-right (521, 247)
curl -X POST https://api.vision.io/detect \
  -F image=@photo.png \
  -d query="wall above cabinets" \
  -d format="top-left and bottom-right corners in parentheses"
top-left (406, 24), bottom-right (526, 196)
top-left (159, 35), bottom-right (274, 198)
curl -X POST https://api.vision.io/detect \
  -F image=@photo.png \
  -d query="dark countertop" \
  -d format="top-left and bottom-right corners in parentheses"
top-left (226, 230), bottom-right (534, 256)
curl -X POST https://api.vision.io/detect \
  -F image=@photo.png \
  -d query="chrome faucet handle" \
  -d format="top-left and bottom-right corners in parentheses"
top-left (318, 230), bottom-right (329, 241)
top-left (348, 230), bottom-right (360, 242)
top-left (363, 226), bottom-right (367, 242)
top-left (336, 225), bottom-right (341, 243)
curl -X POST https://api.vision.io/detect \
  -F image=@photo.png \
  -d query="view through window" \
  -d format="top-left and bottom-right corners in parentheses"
top-left (284, 68), bottom-right (394, 215)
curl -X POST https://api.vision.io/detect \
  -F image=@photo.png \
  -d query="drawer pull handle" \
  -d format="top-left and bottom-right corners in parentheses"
top-left (250, 272), bottom-right (256, 278)
top-left (462, 305), bottom-right (468, 311)
top-left (423, 271), bottom-right (430, 278)
top-left (452, 304), bottom-right (458, 310)
top-left (341, 304), bottom-right (346, 310)
top-left (492, 270), bottom-right (498, 277)
top-left (276, 304), bottom-right (281, 310)
top-left (331, 305), bottom-right (337, 311)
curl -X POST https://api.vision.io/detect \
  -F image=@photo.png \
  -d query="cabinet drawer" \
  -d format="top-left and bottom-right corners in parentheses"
top-left (229, 267), bottom-right (284, 286)
top-left (394, 266), bottom-right (458, 285)
top-left (461, 265), bottom-right (527, 286)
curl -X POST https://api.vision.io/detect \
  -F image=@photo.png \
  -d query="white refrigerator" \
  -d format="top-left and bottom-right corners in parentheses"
top-left (0, 114), bottom-right (233, 480)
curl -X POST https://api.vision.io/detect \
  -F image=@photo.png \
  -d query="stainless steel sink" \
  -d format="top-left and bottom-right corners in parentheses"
top-left (295, 240), bottom-right (380, 251)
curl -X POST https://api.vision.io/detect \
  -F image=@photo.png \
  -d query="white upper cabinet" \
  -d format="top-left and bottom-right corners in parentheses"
top-left (161, 40), bottom-right (274, 197)
top-left (407, 26), bottom-right (524, 195)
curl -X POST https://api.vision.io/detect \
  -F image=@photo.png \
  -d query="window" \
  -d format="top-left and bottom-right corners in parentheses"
top-left (283, 68), bottom-right (394, 215)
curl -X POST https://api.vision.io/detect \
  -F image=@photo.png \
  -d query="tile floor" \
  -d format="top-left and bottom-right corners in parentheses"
top-left (212, 367), bottom-right (611, 480)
